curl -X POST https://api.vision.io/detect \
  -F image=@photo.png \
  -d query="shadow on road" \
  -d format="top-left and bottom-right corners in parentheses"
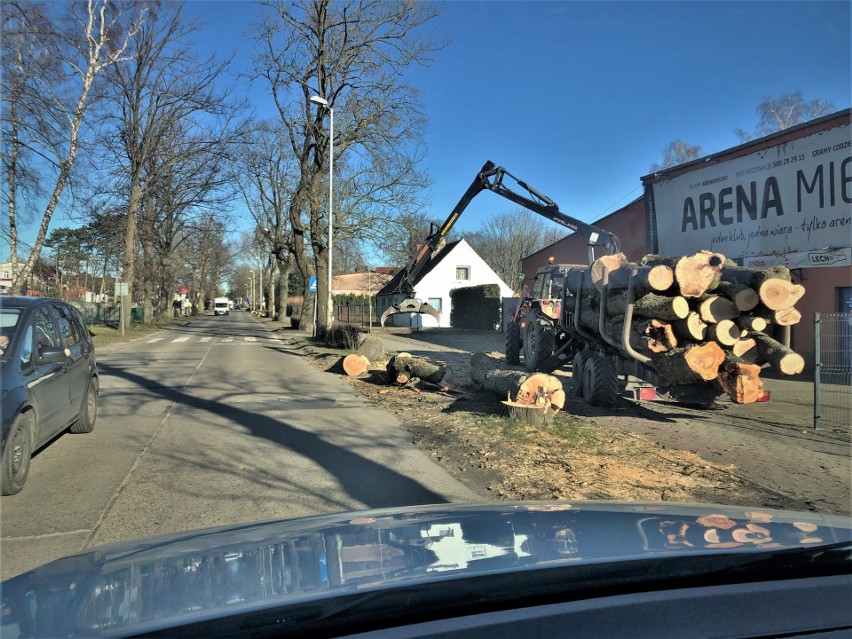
top-left (99, 362), bottom-right (450, 510)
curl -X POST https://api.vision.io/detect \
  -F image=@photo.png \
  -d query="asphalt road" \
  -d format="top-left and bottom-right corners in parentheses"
top-left (0, 312), bottom-right (479, 579)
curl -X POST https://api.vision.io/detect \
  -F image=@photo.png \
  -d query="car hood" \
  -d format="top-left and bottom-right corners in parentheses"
top-left (2, 501), bottom-right (850, 638)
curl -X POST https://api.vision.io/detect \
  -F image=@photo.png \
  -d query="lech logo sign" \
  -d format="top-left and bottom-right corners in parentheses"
top-left (309, 275), bottom-right (317, 292)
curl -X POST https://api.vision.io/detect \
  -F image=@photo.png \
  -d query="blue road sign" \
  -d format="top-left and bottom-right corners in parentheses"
top-left (309, 275), bottom-right (317, 292)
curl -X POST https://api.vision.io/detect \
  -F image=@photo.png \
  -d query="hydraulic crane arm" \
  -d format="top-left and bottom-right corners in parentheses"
top-left (380, 160), bottom-right (622, 327)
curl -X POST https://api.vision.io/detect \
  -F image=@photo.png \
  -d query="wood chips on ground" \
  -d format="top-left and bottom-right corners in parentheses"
top-left (287, 338), bottom-right (803, 510)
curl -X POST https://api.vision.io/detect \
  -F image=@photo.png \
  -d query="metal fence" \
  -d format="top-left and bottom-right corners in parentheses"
top-left (334, 303), bottom-right (375, 329)
top-left (814, 312), bottom-right (852, 430)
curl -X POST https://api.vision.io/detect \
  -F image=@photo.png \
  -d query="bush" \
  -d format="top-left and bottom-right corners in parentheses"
top-left (326, 324), bottom-right (363, 350)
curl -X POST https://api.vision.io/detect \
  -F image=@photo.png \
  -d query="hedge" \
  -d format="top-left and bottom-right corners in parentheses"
top-left (449, 284), bottom-right (501, 330)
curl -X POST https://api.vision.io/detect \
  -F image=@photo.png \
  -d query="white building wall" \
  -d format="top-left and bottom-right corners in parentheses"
top-left (412, 239), bottom-right (514, 328)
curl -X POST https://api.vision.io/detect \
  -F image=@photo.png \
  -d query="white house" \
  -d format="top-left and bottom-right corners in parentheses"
top-left (376, 238), bottom-right (514, 328)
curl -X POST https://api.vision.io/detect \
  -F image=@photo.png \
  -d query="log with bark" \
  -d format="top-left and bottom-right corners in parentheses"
top-left (697, 295), bottom-right (740, 323)
top-left (736, 314), bottom-right (768, 333)
top-left (731, 336), bottom-right (758, 361)
top-left (636, 319), bottom-right (678, 353)
top-left (356, 335), bottom-right (387, 363)
top-left (672, 312), bottom-right (707, 342)
top-left (718, 353), bottom-right (764, 404)
top-left (643, 251), bottom-right (726, 298)
top-left (604, 263), bottom-right (675, 292)
top-left (590, 253), bottom-right (629, 291)
top-left (652, 342), bottom-right (726, 385)
top-left (471, 352), bottom-right (565, 416)
top-left (757, 306), bottom-right (802, 326)
top-left (713, 281), bottom-right (760, 312)
top-left (606, 291), bottom-right (690, 320)
top-left (386, 354), bottom-right (447, 385)
top-left (706, 319), bottom-right (740, 347)
top-left (751, 331), bottom-right (805, 375)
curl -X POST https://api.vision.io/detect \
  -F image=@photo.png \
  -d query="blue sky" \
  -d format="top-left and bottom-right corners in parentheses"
top-left (180, 0), bottom-right (852, 242)
top-left (10, 0), bottom-right (851, 261)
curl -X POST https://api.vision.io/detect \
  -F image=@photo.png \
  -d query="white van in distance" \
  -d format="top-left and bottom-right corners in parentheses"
top-left (213, 297), bottom-right (230, 316)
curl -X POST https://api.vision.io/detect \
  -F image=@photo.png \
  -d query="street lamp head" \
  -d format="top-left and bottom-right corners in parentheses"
top-left (310, 95), bottom-right (329, 108)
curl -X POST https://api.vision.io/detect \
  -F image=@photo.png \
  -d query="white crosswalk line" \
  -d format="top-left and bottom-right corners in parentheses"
top-left (147, 337), bottom-right (165, 343)
top-left (199, 337), bottom-right (212, 342)
top-left (222, 337), bottom-right (234, 343)
top-left (172, 336), bottom-right (190, 343)
top-left (245, 336), bottom-right (257, 342)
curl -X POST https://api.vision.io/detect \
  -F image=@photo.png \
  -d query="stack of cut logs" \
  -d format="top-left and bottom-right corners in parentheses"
top-left (570, 250), bottom-right (806, 403)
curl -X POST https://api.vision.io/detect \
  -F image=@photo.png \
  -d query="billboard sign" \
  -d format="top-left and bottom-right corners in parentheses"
top-left (742, 247), bottom-right (852, 269)
top-left (651, 123), bottom-right (851, 259)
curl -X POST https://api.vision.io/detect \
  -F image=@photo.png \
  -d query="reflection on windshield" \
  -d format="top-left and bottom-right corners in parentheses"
top-left (2, 503), bottom-right (847, 637)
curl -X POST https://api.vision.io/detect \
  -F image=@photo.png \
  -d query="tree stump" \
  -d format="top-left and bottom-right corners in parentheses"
top-left (471, 353), bottom-right (565, 415)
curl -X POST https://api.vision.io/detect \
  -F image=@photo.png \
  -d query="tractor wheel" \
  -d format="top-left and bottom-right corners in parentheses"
top-left (523, 313), bottom-right (556, 372)
top-left (571, 350), bottom-right (591, 397)
top-left (581, 353), bottom-right (619, 407)
top-left (505, 321), bottom-right (521, 365)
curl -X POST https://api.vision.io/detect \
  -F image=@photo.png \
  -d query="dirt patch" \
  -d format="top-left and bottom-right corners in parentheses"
top-left (279, 331), bottom-right (829, 513)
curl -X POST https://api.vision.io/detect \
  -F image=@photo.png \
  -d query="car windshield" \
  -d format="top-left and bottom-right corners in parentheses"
top-left (1, 1), bottom-right (849, 636)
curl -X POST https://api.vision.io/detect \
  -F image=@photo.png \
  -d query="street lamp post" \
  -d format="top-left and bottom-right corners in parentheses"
top-left (310, 94), bottom-right (334, 332)
top-left (249, 270), bottom-right (255, 311)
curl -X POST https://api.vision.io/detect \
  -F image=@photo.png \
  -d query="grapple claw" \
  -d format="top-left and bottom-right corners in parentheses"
top-left (379, 298), bottom-right (441, 327)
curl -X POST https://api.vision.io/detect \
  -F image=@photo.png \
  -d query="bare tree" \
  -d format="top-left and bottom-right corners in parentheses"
top-left (104, 0), bottom-right (244, 323)
top-left (465, 209), bottom-right (566, 294)
top-left (5, 0), bottom-right (145, 292)
top-left (649, 139), bottom-right (704, 172)
top-left (252, 0), bottom-right (443, 334)
top-left (235, 120), bottom-right (298, 321)
top-left (735, 90), bottom-right (836, 142)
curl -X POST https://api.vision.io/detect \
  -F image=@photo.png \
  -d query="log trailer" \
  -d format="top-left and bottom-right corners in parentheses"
top-left (382, 161), bottom-right (798, 408)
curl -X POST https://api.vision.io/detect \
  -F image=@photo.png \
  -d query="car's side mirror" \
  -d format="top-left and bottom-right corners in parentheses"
top-left (39, 346), bottom-right (69, 364)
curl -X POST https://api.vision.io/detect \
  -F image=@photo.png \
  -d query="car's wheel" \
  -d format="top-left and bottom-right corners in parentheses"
top-left (70, 377), bottom-right (98, 434)
top-left (571, 350), bottom-right (591, 397)
top-left (1, 412), bottom-right (33, 496)
top-left (581, 353), bottom-right (619, 407)
top-left (505, 321), bottom-right (521, 365)
top-left (524, 314), bottom-right (556, 372)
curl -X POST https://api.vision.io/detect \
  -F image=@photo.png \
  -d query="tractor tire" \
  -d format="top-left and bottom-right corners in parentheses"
top-left (1, 412), bottom-right (33, 496)
top-left (523, 313), bottom-right (556, 372)
top-left (571, 350), bottom-right (591, 398)
top-left (505, 321), bottom-right (521, 365)
top-left (581, 353), bottom-right (619, 407)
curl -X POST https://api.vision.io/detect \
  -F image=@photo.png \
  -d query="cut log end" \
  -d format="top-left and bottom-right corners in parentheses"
top-left (759, 279), bottom-right (806, 311)
top-left (342, 353), bottom-right (370, 377)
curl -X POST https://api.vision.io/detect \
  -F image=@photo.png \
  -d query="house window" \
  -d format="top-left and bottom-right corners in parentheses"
top-left (2, 270), bottom-right (9, 279)
top-left (456, 266), bottom-right (470, 281)
top-left (428, 298), bottom-right (442, 313)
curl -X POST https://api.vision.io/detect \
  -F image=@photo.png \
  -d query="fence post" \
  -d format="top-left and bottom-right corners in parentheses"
top-left (813, 312), bottom-right (821, 430)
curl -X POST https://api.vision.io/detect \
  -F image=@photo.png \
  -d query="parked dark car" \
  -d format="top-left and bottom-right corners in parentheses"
top-left (0, 296), bottom-right (99, 495)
